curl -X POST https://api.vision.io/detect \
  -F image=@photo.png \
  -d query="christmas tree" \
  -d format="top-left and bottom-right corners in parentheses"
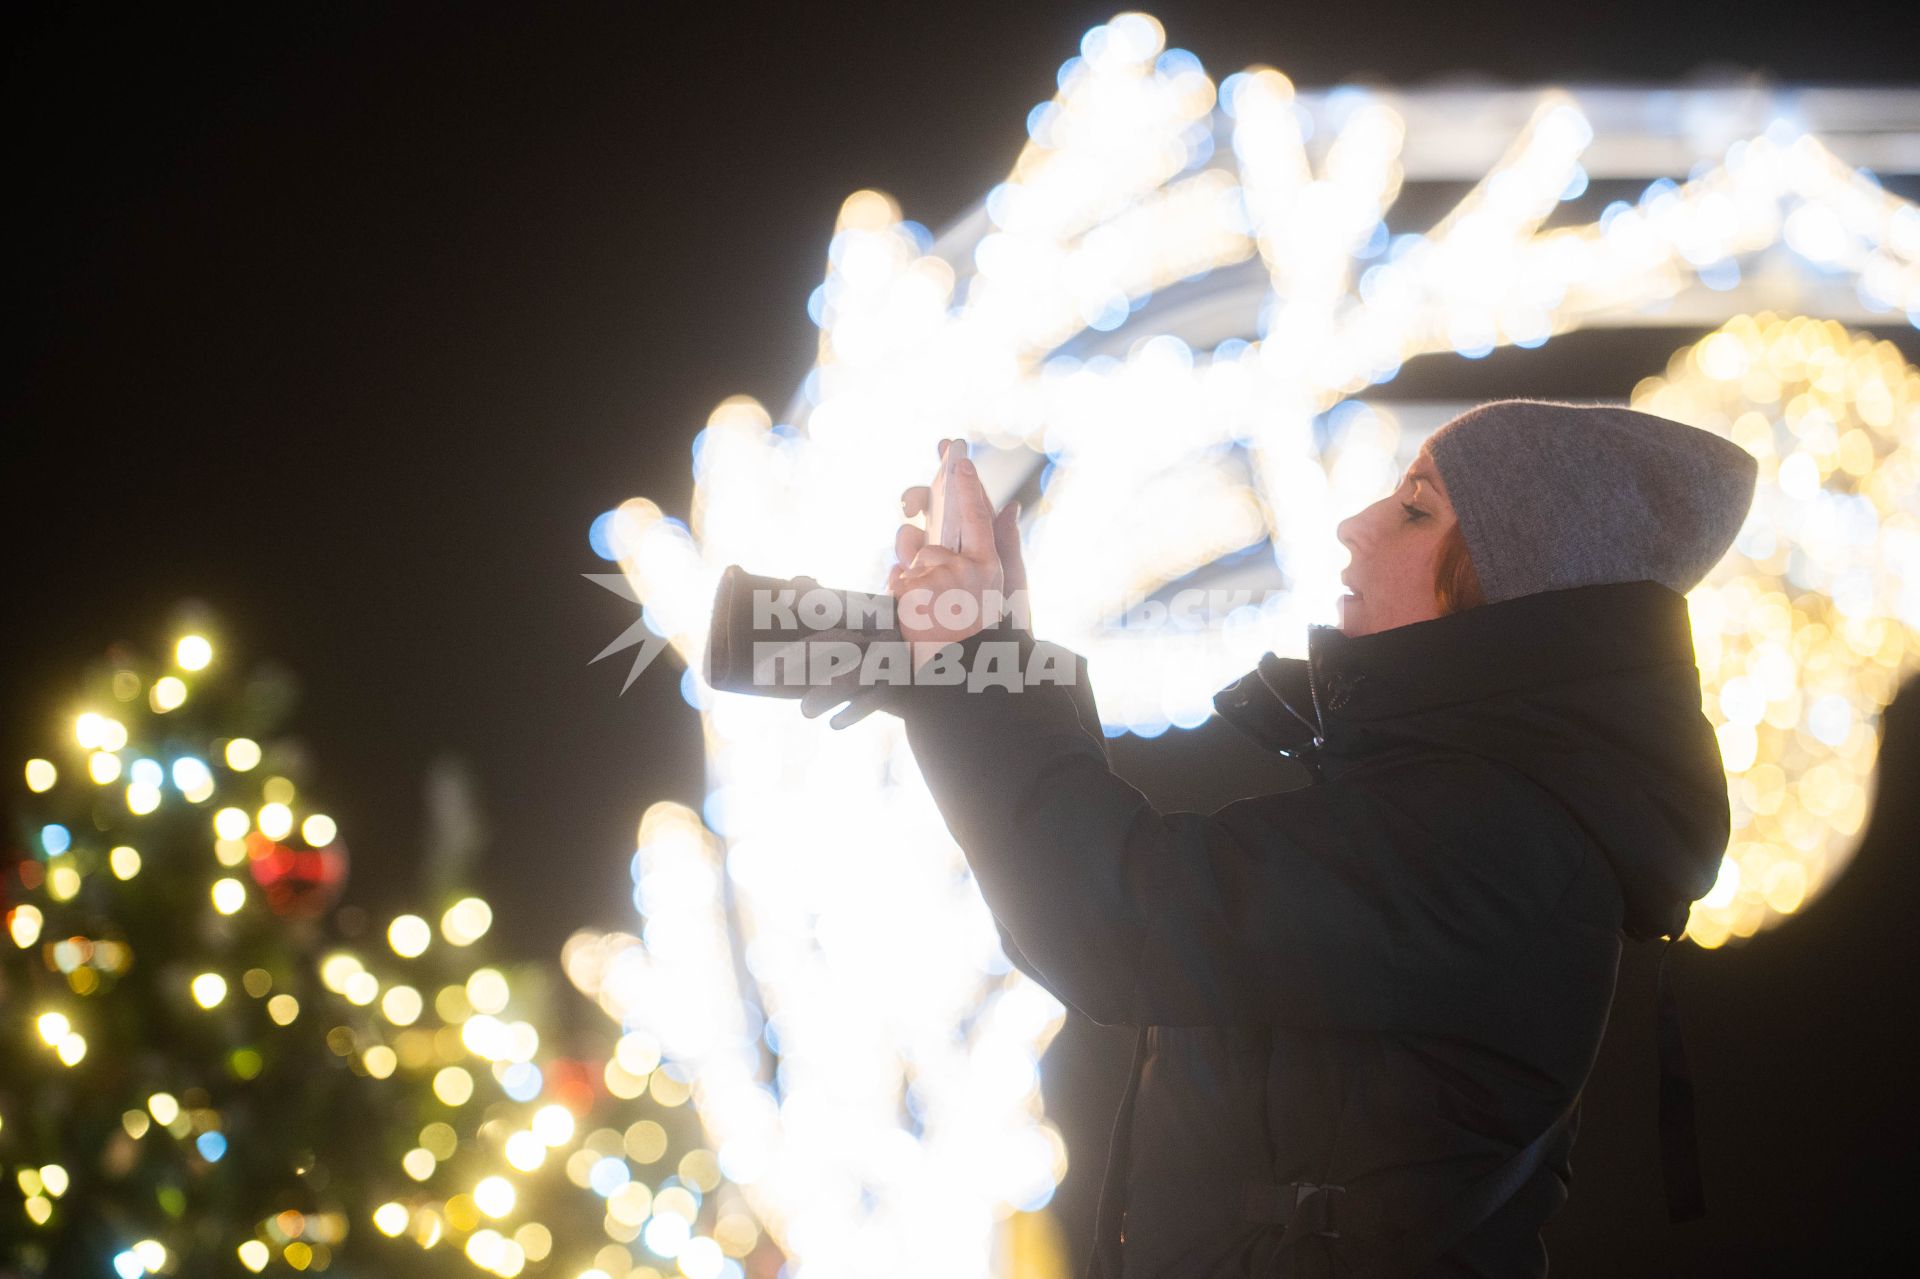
top-left (2, 616), bottom-right (780, 1278)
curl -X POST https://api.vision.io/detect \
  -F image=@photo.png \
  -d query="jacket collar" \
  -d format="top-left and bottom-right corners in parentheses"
top-left (1302, 579), bottom-right (1699, 728)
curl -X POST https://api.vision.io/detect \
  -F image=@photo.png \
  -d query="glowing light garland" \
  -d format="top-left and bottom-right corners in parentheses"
top-left (584, 11), bottom-right (1918, 1274)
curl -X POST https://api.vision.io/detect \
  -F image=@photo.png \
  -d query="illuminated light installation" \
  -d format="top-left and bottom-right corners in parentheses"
top-left (580, 10), bottom-right (1919, 1274)
top-left (1634, 315), bottom-right (1919, 947)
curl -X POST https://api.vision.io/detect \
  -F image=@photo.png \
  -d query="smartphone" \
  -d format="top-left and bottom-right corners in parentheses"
top-left (924, 438), bottom-right (969, 553)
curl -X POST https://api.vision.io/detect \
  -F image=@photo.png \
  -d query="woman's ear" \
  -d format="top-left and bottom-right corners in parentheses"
top-left (1434, 520), bottom-right (1485, 615)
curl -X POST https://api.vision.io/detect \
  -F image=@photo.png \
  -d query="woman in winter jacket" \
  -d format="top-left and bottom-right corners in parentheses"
top-left (837, 399), bottom-right (1758, 1277)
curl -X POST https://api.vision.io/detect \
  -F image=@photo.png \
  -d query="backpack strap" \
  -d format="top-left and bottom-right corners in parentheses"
top-left (1657, 936), bottom-right (1708, 1222)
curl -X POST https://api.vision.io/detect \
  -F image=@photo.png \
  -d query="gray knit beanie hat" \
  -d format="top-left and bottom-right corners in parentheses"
top-left (1425, 399), bottom-right (1759, 605)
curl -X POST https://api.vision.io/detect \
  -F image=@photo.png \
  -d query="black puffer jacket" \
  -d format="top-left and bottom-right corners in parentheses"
top-left (895, 580), bottom-right (1728, 1277)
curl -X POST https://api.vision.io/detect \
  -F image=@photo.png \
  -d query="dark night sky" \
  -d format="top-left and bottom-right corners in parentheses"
top-left (8, 3), bottom-right (1919, 1271)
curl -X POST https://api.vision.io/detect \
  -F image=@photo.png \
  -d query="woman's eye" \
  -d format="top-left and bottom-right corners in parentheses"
top-left (1400, 502), bottom-right (1427, 521)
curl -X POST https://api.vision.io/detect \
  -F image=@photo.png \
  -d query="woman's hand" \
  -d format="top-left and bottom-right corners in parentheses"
top-left (893, 438), bottom-right (1026, 672)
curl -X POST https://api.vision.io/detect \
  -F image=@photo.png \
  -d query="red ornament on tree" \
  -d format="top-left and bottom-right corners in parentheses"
top-left (245, 830), bottom-right (347, 917)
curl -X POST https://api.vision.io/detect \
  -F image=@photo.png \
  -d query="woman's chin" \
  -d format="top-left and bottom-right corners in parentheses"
top-left (1337, 592), bottom-right (1366, 636)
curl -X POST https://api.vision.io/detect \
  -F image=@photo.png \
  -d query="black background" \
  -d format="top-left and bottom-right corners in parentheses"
top-left (8, 2), bottom-right (1918, 1272)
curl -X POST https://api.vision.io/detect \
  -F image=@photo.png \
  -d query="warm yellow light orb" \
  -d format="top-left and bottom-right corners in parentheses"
top-left (99, 717), bottom-right (130, 750)
top-left (441, 897), bottom-right (493, 947)
top-left (175, 635), bottom-right (214, 671)
top-left (319, 952), bottom-right (363, 993)
top-left (46, 865), bottom-right (81, 902)
top-left (466, 1230), bottom-right (519, 1272)
top-left (225, 738), bottom-right (262, 771)
top-left (213, 807), bottom-right (251, 840)
top-left (372, 1202), bottom-right (410, 1237)
top-left (302, 813), bottom-right (338, 847)
top-left (388, 914), bottom-right (431, 958)
top-left (36, 1012), bottom-right (71, 1046)
top-left (435, 984), bottom-right (472, 1022)
top-left (10, 905), bottom-right (45, 948)
top-left (25, 759), bottom-right (57, 792)
top-left (461, 1014), bottom-right (508, 1061)
top-left (432, 1066), bottom-right (474, 1106)
top-left (88, 751), bottom-right (122, 784)
top-left (237, 1239), bottom-right (271, 1272)
top-left (505, 1130), bottom-right (547, 1171)
top-left (110, 846), bottom-right (142, 879)
top-left (420, 1122), bottom-right (459, 1159)
top-left (150, 677), bottom-right (187, 713)
top-left (607, 1182), bottom-right (653, 1227)
top-left (614, 1031), bottom-right (661, 1077)
top-left (465, 967), bottom-right (510, 1015)
top-left (473, 1175), bottom-right (516, 1219)
top-left (212, 878), bottom-right (246, 915)
top-left (75, 713), bottom-right (107, 749)
top-left (257, 802), bottom-right (294, 841)
top-left (513, 1222), bottom-right (552, 1262)
top-left (532, 1103), bottom-right (576, 1148)
top-left (192, 973), bottom-right (228, 1009)
top-left (622, 1119), bottom-right (667, 1164)
top-left (381, 984), bottom-right (424, 1026)
top-left (343, 971), bottom-right (380, 1007)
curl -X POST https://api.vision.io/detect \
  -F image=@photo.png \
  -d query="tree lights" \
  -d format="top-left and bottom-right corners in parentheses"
top-left (5, 625), bottom-right (771, 1277)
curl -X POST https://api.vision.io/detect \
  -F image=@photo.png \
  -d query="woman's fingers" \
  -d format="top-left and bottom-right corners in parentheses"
top-left (993, 500), bottom-right (1026, 598)
top-left (907, 544), bottom-right (963, 573)
top-left (890, 542), bottom-right (957, 599)
top-left (901, 485), bottom-right (930, 517)
top-left (894, 520), bottom-right (925, 569)
top-left (953, 455), bottom-right (998, 564)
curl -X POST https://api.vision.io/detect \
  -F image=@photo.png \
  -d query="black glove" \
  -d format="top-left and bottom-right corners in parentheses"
top-left (704, 564), bottom-right (911, 729)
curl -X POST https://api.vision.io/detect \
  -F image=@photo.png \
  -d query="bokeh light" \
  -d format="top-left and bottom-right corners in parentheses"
top-left (1633, 314), bottom-right (1919, 946)
top-left (441, 897), bottom-right (493, 947)
top-left (387, 913), bottom-right (432, 958)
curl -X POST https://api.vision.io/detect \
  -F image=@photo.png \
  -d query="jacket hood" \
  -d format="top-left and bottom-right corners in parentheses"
top-left (1215, 579), bottom-right (1731, 940)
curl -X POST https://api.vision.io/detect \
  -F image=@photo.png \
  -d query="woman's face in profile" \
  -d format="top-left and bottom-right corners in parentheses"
top-left (1334, 446), bottom-right (1461, 638)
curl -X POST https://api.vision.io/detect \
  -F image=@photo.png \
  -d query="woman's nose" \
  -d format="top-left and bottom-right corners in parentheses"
top-left (1335, 510), bottom-right (1361, 553)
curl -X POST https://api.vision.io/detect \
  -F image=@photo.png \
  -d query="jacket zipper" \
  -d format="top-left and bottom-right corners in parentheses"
top-left (1305, 658), bottom-right (1327, 745)
top-left (1300, 654), bottom-right (1329, 782)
